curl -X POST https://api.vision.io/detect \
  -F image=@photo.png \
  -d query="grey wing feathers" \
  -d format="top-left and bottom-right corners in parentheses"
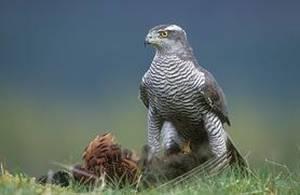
top-left (198, 67), bottom-right (231, 126)
top-left (226, 133), bottom-right (248, 168)
top-left (139, 79), bottom-right (149, 108)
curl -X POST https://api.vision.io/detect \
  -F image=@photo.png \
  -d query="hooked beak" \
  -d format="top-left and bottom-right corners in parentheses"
top-left (144, 36), bottom-right (151, 47)
top-left (144, 40), bottom-right (149, 47)
top-left (144, 33), bottom-right (154, 47)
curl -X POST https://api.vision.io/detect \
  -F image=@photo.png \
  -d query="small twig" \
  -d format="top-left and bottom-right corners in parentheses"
top-left (51, 161), bottom-right (97, 179)
top-left (51, 161), bottom-right (74, 171)
top-left (99, 171), bottom-right (106, 190)
top-left (264, 158), bottom-right (292, 175)
top-left (135, 174), bottom-right (143, 192)
top-left (0, 162), bottom-right (4, 175)
top-left (240, 190), bottom-right (267, 195)
top-left (244, 151), bottom-right (252, 161)
top-left (46, 170), bottom-right (54, 184)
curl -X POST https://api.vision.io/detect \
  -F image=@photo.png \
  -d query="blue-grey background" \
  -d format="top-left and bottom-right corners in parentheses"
top-left (0, 0), bottom-right (299, 176)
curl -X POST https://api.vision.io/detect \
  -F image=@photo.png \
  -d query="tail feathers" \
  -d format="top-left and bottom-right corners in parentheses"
top-left (156, 149), bottom-right (233, 189)
top-left (142, 138), bottom-right (249, 189)
top-left (193, 149), bottom-right (232, 175)
top-left (164, 141), bottom-right (248, 186)
top-left (226, 134), bottom-right (248, 169)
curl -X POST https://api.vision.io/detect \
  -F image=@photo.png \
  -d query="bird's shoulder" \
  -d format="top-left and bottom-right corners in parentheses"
top-left (139, 70), bottom-right (150, 108)
top-left (194, 63), bottom-right (231, 125)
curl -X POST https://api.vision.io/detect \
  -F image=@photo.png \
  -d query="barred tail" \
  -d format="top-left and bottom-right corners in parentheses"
top-left (226, 134), bottom-right (248, 169)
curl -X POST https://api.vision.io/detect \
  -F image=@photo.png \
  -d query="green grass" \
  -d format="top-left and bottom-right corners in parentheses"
top-left (1, 164), bottom-right (299, 195)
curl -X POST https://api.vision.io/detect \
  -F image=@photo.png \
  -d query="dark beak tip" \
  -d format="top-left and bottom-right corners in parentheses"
top-left (144, 41), bottom-right (149, 48)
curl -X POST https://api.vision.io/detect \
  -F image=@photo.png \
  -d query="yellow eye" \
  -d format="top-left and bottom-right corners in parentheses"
top-left (159, 30), bottom-right (168, 38)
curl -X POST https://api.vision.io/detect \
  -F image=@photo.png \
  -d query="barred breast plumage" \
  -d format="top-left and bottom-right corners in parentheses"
top-left (145, 55), bottom-right (206, 121)
top-left (142, 54), bottom-right (210, 149)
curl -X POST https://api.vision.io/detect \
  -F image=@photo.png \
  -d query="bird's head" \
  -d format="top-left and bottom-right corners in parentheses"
top-left (145, 24), bottom-right (192, 56)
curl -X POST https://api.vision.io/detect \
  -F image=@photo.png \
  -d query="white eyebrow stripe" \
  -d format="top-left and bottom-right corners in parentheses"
top-left (165, 25), bottom-right (183, 31)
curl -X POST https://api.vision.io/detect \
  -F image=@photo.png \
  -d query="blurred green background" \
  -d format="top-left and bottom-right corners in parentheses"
top-left (0, 0), bottom-right (299, 176)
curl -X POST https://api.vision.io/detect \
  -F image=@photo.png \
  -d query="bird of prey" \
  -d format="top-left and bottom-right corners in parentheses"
top-left (140, 24), bottom-right (245, 166)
